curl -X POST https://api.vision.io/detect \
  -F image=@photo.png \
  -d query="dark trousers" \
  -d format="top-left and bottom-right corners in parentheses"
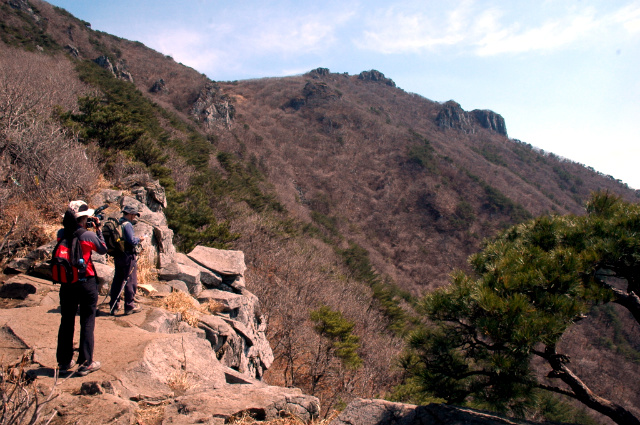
top-left (109, 252), bottom-right (138, 311)
top-left (56, 277), bottom-right (98, 367)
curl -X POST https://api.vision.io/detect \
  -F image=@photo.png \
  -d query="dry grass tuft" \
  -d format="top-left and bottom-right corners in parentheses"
top-left (166, 370), bottom-right (196, 395)
top-left (201, 299), bottom-right (225, 314)
top-left (228, 411), bottom-right (338, 425)
top-left (164, 291), bottom-right (227, 327)
top-left (135, 403), bottom-right (166, 425)
top-left (137, 248), bottom-right (156, 285)
top-left (164, 291), bottom-right (201, 327)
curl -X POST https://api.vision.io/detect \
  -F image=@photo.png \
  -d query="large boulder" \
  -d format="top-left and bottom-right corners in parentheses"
top-left (93, 262), bottom-right (115, 295)
top-left (158, 262), bottom-right (202, 296)
top-left (175, 253), bottom-right (223, 288)
top-left (187, 246), bottom-right (246, 277)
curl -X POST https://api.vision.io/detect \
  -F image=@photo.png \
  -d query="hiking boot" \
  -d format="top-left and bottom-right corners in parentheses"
top-left (124, 305), bottom-right (142, 315)
top-left (77, 361), bottom-right (101, 376)
top-left (58, 359), bottom-right (76, 372)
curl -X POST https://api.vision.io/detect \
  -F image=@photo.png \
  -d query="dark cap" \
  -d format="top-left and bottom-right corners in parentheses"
top-left (122, 205), bottom-right (140, 217)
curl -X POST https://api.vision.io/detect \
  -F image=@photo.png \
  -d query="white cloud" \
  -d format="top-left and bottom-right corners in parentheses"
top-left (613, 3), bottom-right (640, 33)
top-left (144, 28), bottom-right (228, 73)
top-left (356, 1), bottom-right (640, 56)
top-left (474, 13), bottom-right (597, 56)
top-left (251, 19), bottom-right (339, 55)
top-left (355, 3), bottom-right (471, 53)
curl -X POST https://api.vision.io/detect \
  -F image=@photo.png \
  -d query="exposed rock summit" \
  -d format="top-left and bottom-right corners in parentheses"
top-left (436, 100), bottom-right (508, 136)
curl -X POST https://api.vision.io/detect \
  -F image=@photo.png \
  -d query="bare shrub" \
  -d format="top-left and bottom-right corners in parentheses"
top-left (105, 151), bottom-right (148, 184)
top-left (0, 356), bottom-right (59, 425)
top-left (0, 48), bottom-right (100, 264)
top-left (163, 149), bottom-right (196, 192)
top-left (2, 121), bottom-right (99, 205)
top-left (0, 47), bottom-right (87, 130)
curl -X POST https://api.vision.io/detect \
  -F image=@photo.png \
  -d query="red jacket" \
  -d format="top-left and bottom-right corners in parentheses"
top-left (56, 227), bottom-right (107, 277)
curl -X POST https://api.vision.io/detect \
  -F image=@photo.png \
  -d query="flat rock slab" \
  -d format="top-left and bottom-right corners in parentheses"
top-left (187, 246), bottom-right (246, 276)
top-left (176, 253), bottom-right (222, 287)
top-left (163, 385), bottom-right (319, 423)
top-left (53, 392), bottom-right (138, 425)
top-left (0, 305), bottom-right (226, 399)
top-left (330, 398), bottom-right (538, 425)
top-left (197, 289), bottom-right (244, 310)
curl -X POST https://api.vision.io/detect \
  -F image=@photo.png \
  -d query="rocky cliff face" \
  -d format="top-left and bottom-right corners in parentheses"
top-left (191, 83), bottom-right (235, 129)
top-left (0, 177), bottom-right (318, 423)
top-left (436, 100), bottom-right (508, 136)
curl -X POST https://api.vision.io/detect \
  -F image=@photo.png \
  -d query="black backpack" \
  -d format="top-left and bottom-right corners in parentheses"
top-left (51, 228), bottom-right (88, 284)
top-left (102, 217), bottom-right (125, 256)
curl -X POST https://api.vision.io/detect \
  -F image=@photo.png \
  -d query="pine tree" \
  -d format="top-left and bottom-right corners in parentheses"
top-left (402, 192), bottom-right (640, 425)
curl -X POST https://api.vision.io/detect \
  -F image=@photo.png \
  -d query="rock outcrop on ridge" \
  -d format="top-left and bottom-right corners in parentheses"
top-left (436, 100), bottom-right (508, 136)
top-left (0, 177), bottom-right (318, 423)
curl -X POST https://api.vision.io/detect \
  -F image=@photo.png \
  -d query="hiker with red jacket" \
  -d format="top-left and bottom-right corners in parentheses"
top-left (56, 200), bottom-right (107, 376)
top-left (109, 205), bottom-right (145, 316)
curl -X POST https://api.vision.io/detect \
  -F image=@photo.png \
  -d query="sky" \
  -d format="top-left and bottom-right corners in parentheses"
top-left (46, 0), bottom-right (640, 189)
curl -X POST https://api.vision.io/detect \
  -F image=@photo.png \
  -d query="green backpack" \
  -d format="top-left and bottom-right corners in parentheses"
top-left (102, 217), bottom-right (125, 255)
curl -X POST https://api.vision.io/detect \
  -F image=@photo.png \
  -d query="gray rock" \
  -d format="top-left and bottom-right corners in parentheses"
top-left (198, 314), bottom-right (234, 352)
top-left (168, 280), bottom-right (189, 294)
top-left (4, 241), bottom-right (54, 274)
top-left (190, 83), bottom-right (235, 129)
top-left (197, 289), bottom-right (245, 312)
top-left (53, 393), bottom-right (137, 425)
top-left (118, 333), bottom-right (226, 399)
top-left (152, 282), bottom-right (173, 295)
top-left (176, 253), bottom-right (222, 288)
top-left (93, 262), bottom-right (115, 295)
top-left (91, 251), bottom-right (108, 264)
top-left (330, 398), bottom-right (536, 425)
top-left (141, 308), bottom-right (182, 334)
top-left (358, 70), bottom-right (396, 87)
top-left (158, 262), bottom-right (202, 296)
top-left (91, 189), bottom-right (123, 206)
top-left (120, 175), bottom-right (167, 211)
top-left (436, 100), bottom-right (475, 134)
top-left (163, 386), bottom-right (319, 423)
top-left (150, 79), bottom-right (167, 94)
top-left (4, 257), bottom-right (32, 274)
top-left (472, 109), bottom-right (508, 136)
top-left (187, 246), bottom-right (246, 277)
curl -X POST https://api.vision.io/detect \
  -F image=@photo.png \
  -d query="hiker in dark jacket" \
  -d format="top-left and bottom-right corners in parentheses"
top-left (109, 205), bottom-right (145, 315)
top-left (56, 200), bottom-right (107, 376)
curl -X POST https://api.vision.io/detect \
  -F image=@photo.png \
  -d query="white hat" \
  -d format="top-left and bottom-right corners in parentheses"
top-left (68, 200), bottom-right (94, 219)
